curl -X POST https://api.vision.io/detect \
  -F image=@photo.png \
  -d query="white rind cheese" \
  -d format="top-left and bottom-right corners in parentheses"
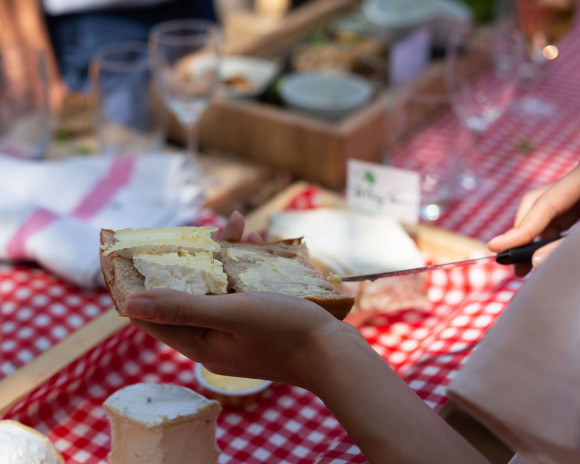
top-left (268, 209), bottom-right (424, 275)
top-left (0, 420), bottom-right (64, 464)
top-left (102, 226), bottom-right (220, 258)
top-left (267, 209), bottom-right (428, 314)
top-left (134, 251), bottom-right (228, 295)
top-left (103, 383), bottom-right (221, 464)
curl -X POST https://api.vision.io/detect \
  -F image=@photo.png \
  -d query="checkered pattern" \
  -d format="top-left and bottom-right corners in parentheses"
top-left (3, 24), bottom-right (580, 464)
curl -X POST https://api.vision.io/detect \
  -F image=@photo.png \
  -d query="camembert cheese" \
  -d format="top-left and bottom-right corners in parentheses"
top-left (103, 383), bottom-right (221, 464)
top-left (0, 420), bottom-right (64, 464)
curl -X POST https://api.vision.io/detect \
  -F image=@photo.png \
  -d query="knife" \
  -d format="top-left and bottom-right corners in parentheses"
top-left (340, 235), bottom-right (564, 282)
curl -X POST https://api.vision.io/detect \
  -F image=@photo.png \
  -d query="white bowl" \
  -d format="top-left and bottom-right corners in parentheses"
top-left (218, 55), bottom-right (279, 98)
top-left (280, 72), bottom-right (374, 121)
top-left (362, 0), bottom-right (472, 41)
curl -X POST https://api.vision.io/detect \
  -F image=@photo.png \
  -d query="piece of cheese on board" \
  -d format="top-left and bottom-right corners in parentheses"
top-left (268, 208), bottom-right (428, 316)
top-left (103, 383), bottom-right (221, 464)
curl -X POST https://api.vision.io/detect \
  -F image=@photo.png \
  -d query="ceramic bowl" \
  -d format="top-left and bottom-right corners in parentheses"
top-left (195, 364), bottom-right (272, 408)
top-left (279, 71), bottom-right (373, 121)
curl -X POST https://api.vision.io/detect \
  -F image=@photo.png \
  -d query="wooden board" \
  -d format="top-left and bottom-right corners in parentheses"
top-left (0, 309), bottom-right (129, 415)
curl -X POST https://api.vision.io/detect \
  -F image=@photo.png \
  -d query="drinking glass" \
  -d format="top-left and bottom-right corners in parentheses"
top-left (91, 42), bottom-right (167, 157)
top-left (149, 19), bottom-right (221, 175)
top-left (385, 85), bottom-right (461, 222)
top-left (0, 46), bottom-right (51, 160)
top-left (445, 24), bottom-right (525, 193)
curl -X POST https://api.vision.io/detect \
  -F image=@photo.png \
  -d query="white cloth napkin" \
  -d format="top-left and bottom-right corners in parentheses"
top-left (0, 153), bottom-right (203, 289)
top-left (448, 225), bottom-right (580, 464)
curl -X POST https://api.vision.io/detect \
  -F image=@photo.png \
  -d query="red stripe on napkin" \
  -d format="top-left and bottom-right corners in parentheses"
top-left (6, 157), bottom-right (137, 259)
top-left (72, 157), bottom-right (136, 220)
top-left (6, 209), bottom-right (60, 259)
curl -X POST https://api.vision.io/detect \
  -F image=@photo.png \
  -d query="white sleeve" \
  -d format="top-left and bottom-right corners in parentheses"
top-left (42, 0), bottom-right (176, 15)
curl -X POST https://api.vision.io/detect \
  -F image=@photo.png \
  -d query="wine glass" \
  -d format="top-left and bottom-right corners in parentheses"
top-left (149, 19), bottom-right (221, 176)
top-left (515, 0), bottom-right (577, 116)
top-left (445, 24), bottom-right (525, 194)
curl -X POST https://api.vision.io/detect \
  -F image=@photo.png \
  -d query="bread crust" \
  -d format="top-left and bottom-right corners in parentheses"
top-left (100, 229), bottom-right (354, 320)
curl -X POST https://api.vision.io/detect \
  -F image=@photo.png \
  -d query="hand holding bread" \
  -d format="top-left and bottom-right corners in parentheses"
top-left (100, 211), bottom-right (357, 388)
top-left (100, 211), bottom-right (354, 320)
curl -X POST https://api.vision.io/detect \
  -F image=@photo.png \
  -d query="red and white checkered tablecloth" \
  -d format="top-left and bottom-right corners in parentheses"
top-left (3, 21), bottom-right (580, 464)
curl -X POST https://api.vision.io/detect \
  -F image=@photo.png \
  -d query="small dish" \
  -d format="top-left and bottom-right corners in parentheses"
top-left (279, 71), bottom-right (374, 121)
top-left (218, 55), bottom-right (280, 98)
top-left (195, 364), bottom-right (272, 408)
top-left (362, 0), bottom-right (472, 41)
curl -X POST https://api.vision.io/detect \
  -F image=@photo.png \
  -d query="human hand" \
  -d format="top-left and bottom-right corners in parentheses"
top-left (121, 210), bottom-right (366, 389)
top-left (122, 289), bottom-right (362, 390)
top-left (488, 164), bottom-right (580, 276)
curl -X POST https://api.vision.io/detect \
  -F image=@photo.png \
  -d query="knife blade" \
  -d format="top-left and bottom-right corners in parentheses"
top-left (340, 235), bottom-right (564, 282)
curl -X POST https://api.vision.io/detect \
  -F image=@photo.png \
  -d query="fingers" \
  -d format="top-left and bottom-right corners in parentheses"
top-left (122, 289), bottom-right (242, 331)
top-left (489, 167), bottom-right (580, 253)
top-left (218, 210), bottom-right (245, 241)
top-left (218, 211), bottom-right (264, 244)
top-left (247, 232), bottom-right (263, 244)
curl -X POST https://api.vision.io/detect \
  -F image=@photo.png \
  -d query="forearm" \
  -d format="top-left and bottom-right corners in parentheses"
top-left (299, 325), bottom-right (490, 464)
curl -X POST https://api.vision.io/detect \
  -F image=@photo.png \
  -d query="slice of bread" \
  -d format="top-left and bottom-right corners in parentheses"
top-left (100, 229), bottom-right (354, 320)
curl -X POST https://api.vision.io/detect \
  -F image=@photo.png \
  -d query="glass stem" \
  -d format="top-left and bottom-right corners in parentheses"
top-left (182, 121), bottom-right (199, 162)
top-left (459, 125), bottom-right (483, 191)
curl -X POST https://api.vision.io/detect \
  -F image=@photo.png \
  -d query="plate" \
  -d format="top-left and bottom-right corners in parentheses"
top-left (218, 55), bottom-right (280, 98)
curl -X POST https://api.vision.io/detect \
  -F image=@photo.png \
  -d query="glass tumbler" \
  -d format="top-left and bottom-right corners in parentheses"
top-left (384, 84), bottom-right (461, 222)
top-left (0, 46), bottom-right (51, 160)
top-left (91, 42), bottom-right (167, 157)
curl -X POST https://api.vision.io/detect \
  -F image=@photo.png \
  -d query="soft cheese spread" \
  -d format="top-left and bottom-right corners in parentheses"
top-left (134, 251), bottom-right (228, 295)
top-left (103, 383), bottom-right (221, 464)
top-left (225, 247), bottom-right (335, 297)
top-left (102, 226), bottom-right (220, 258)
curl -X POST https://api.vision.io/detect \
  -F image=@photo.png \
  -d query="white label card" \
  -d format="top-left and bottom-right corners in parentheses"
top-left (346, 159), bottom-right (420, 225)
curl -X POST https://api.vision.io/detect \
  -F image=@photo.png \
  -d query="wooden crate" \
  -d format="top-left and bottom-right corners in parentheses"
top-left (173, 0), bottom-right (480, 189)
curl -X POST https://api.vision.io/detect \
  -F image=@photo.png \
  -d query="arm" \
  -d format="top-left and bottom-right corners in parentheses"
top-left (120, 213), bottom-right (490, 464)
top-left (488, 163), bottom-right (580, 276)
top-left (4, 0), bottom-right (66, 113)
top-left (123, 290), bottom-right (489, 464)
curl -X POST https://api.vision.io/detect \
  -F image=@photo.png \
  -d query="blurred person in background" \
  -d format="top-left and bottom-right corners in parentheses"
top-left (0, 0), bottom-right (218, 113)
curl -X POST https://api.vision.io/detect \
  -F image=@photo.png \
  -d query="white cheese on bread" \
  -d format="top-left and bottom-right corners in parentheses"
top-left (134, 251), bottom-right (228, 295)
top-left (101, 226), bottom-right (220, 258)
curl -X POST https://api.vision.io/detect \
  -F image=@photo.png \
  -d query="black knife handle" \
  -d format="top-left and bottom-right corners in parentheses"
top-left (495, 235), bottom-right (564, 265)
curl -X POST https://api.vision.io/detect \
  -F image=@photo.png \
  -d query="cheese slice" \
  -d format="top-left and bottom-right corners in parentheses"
top-left (101, 226), bottom-right (220, 258)
top-left (133, 251), bottom-right (228, 295)
top-left (104, 383), bottom-right (221, 464)
top-left (0, 420), bottom-right (64, 464)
